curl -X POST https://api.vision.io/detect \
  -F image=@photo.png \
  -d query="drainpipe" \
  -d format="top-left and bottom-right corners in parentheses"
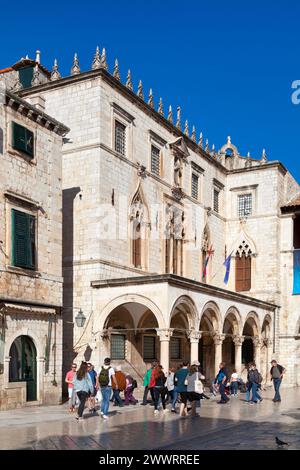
top-left (52, 311), bottom-right (57, 386)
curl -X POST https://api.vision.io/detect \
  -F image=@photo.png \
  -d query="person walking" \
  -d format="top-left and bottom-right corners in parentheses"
top-left (166, 367), bottom-right (175, 406)
top-left (124, 374), bottom-right (138, 405)
top-left (97, 357), bottom-right (117, 420)
top-left (215, 362), bottom-right (229, 404)
top-left (112, 366), bottom-right (126, 407)
top-left (152, 365), bottom-right (167, 415)
top-left (73, 362), bottom-right (94, 421)
top-left (174, 361), bottom-right (189, 417)
top-left (65, 363), bottom-right (77, 412)
top-left (87, 363), bottom-right (97, 413)
top-left (141, 361), bottom-right (157, 405)
top-left (246, 362), bottom-right (261, 404)
top-left (230, 369), bottom-right (239, 397)
top-left (187, 363), bottom-right (205, 417)
top-left (270, 360), bottom-right (286, 402)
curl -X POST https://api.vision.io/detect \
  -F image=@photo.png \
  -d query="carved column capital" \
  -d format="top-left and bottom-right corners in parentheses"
top-left (213, 333), bottom-right (226, 345)
top-left (187, 330), bottom-right (202, 343)
top-left (252, 336), bottom-right (263, 348)
top-left (233, 335), bottom-right (245, 347)
top-left (156, 328), bottom-right (174, 341)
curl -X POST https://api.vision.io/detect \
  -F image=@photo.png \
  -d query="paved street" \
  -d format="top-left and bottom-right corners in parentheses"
top-left (0, 387), bottom-right (300, 450)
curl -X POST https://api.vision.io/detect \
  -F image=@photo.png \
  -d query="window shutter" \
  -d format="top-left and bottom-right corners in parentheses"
top-left (12, 122), bottom-right (34, 157)
top-left (133, 222), bottom-right (141, 267)
top-left (245, 255), bottom-right (251, 290)
top-left (235, 253), bottom-right (251, 292)
top-left (12, 209), bottom-right (35, 269)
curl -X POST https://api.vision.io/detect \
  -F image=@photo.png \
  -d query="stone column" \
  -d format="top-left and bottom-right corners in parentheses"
top-left (156, 329), bottom-right (174, 372)
top-left (253, 336), bottom-right (263, 370)
top-left (233, 335), bottom-right (245, 375)
top-left (213, 333), bottom-right (225, 376)
top-left (188, 331), bottom-right (202, 364)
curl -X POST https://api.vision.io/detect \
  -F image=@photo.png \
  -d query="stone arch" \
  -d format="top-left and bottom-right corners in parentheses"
top-left (243, 311), bottom-right (261, 336)
top-left (242, 311), bottom-right (261, 366)
top-left (261, 314), bottom-right (272, 339)
top-left (169, 295), bottom-right (198, 330)
top-left (95, 293), bottom-right (166, 334)
top-left (223, 306), bottom-right (242, 336)
top-left (5, 328), bottom-right (41, 359)
top-left (198, 301), bottom-right (222, 332)
top-left (222, 307), bottom-right (242, 373)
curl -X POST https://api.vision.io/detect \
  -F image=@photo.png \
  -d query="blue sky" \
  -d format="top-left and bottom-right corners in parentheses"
top-left (1, 0), bottom-right (300, 182)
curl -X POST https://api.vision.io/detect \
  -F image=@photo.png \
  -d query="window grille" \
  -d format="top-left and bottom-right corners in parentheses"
top-left (238, 194), bottom-right (252, 218)
top-left (115, 120), bottom-right (126, 156)
top-left (111, 334), bottom-right (126, 360)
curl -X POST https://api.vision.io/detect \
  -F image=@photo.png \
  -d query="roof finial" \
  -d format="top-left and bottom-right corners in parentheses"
top-left (137, 80), bottom-right (144, 99)
top-left (100, 48), bottom-right (108, 70)
top-left (71, 53), bottom-right (80, 75)
top-left (167, 105), bottom-right (173, 123)
top-left (191, 125), bottom-right (196, 142)
top-left (184, 119), bottom-right (189, 136)
top-left (148, 88), bottom-right (154, 108)
top-left (92, 46), bottom-right (101, 70)
top-left (126, 70), bottom-right (133, 90)
top-left (227, 135), bottom-right (231, 145)
top-left (158, 97), bottom-right (164, 116)
top-left (211, 144), bottom-right (216, 157)
top-left (176, 106), bottom-right (181, 130)
top-left (261, 148), bottom-right (267, 163)
top-left (35, 50), bottom-right (41, 64)
top-left (247, 151), bottom-right (251, 158)
top-left (50, 59), bottom-right (61, 81)
top-left (113, 58), bottom-right (120, 80)
top-left (205, 138), bottom-right (209, 153)
top-left (31, 64), bottom-right (41, 86)
top-left (198, 132), bottom-right (203, 149)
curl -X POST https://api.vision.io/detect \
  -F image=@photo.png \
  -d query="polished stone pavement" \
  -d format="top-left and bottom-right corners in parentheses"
top-left (0, 387), bottom-right (300, 450)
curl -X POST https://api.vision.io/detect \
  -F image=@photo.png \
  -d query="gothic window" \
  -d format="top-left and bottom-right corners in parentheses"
top-left (235, 241), bottom-right (252, 292)
top-left (115, 120), bottom-right (126, 156)
top-left (165, 205), bottom-right (184, 276)
top-left (238, 194), bottom-right (252, 218)
top-left (151, 145), bottom-right (160, 176)
top-left (202, 227), bottom-right (210, 283)
top-left (132, 220), bottom-right (141, 267)
top-left (213, 189), bottom-right (219, 213)
top-left (191, 173), bottom-right (199, 199)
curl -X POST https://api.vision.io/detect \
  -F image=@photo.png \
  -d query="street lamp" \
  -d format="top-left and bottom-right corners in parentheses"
top-left (75, 309), bottom-right (86, 328)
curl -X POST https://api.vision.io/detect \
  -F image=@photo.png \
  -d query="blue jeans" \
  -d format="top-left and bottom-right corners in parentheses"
top-left (273, 378), bottom-right (282, 401)
top-left (246, 383), bottom-right (259, 402)
top-left (171, 389), bottom-right (178, 409)
top-left (101, 386), bottom-right (112, 415)
top-left (231, 382), bottom-right (238, 395)
top-left (219, 382), bottom-right (229, 402)
top-left (112, 389), bottom-right (123, 406)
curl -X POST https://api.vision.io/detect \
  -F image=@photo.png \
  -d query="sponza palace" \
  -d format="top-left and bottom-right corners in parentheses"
top-left (0, 48), bottom-right (299, 409)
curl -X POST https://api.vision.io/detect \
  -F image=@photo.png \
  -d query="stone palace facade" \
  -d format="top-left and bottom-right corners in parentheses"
top-left (0, 48), bottom-right (299, 407)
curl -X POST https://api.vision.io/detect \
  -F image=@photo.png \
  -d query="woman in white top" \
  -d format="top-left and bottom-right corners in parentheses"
top-left (230, 369), bottom-right (239, 397)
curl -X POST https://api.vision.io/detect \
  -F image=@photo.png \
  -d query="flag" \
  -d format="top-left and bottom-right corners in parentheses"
top-left (293, 249), bottom-right (300, 295)
top-left (223, 252), bottom-right (232, 284)
top-left (202, 245), bottom-right (213, 281)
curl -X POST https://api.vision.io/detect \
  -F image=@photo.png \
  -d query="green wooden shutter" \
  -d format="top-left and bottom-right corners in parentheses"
top-left (12, 209), bottom-right (35, 269)
top-left (12, 122), bottom-right (34, 157)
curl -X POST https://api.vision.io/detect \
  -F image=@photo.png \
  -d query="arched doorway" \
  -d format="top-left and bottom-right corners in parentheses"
top-left (9, 335), bottom-right (37, 401)
top-left (222, 309), bottom-right (241, 374)
top-left (199, 304), bottom-right (221, 381)
top-left (242, 315), bottom-right (259, 366)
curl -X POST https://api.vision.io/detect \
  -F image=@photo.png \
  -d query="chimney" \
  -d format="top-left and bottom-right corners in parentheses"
top-left (27, 95), bottom-right (46, 111)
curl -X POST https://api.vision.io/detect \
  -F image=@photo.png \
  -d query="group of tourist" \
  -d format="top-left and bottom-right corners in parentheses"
top-left (65, 358), bottom-right (138, 421)
top-left (65, 356), bottom-right (286, 421)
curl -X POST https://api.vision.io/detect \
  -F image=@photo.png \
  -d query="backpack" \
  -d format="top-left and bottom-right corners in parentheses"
top-left (99, 366), bottom-right (111, 387)
top-left (132, 379), bottom-right (138, 390)
top-left (257, 372), bottom-right (263, 384)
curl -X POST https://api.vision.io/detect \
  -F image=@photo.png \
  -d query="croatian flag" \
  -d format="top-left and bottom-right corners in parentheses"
top-left (293, 249), bottom-right (300, 295)
top-left (223, 253), bottom-right (232, 285)
top-left (202, 245), bottom-right (213, 281)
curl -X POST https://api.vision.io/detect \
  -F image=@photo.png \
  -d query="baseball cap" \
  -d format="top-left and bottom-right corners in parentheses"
top-left (192, 360), bottom-right (200, 366)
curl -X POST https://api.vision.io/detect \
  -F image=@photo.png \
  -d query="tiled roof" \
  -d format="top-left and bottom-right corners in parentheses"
top-left (0, 67), bottom-right (13, 74)
top-left (282, 193), bottom-right (300, 208)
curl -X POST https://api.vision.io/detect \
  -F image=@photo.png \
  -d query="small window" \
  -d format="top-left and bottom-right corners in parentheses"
top-left (114, 120), bottom-right (126, 156)
top-left (213, 189), bottom-right (219, 213)
top-left (143, 336), bottom-right (156, 360)
top-left (191, 173), bottom-right (199, 199)
top-left (170, 337), bottom-right (181, 360)
top-left (12, 122), bottom-right (34, 157)
top-left (18, 67), bottom-right (34, 89)
top-left (12, 209), bottom-right (36, 269)
top-left (151, 145), bottom-right (160, 176)
top-left (238, 194), bottom-right (252, 218)
top-left (111, 334), bottom-right (126, 360)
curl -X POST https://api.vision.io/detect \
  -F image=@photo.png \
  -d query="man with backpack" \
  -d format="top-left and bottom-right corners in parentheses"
top-left (270, 359), bottom-right (286, 402)
top-left (246, 362), bottom-right (262, 404)
top-left (215, 362), bottom-right (229, 404)
top-left (96, 357), bottom-right (117, 419)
